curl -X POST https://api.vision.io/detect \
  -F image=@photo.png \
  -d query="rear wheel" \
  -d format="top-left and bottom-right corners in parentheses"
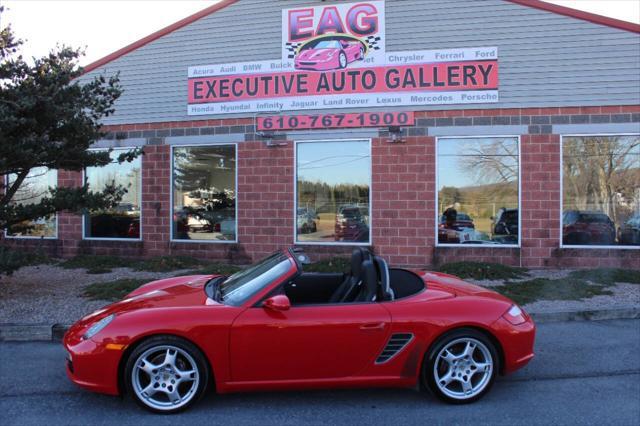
top-left (125, 336), bottom-right (209, 413)
top-left (423, 329), bottom-right (498, 404)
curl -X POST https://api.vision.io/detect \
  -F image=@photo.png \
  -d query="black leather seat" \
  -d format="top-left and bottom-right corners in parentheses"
top-left (329, 248), bottom-right (370, 303)
top-left (354, 260), bottom-right (378, 302)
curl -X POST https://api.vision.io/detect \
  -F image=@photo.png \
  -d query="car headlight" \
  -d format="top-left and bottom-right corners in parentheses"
top-left (82, 314), bottom-right (115, 340)
top-left (503, 305), bottom-right (526, 325)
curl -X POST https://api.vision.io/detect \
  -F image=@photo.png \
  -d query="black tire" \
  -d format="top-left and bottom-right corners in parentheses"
top-left (124, 335), bottom-right (209, 414)
top-left (301, 224), bottom-right (309, 234)
top-left (311, 223), bottom-right (317, 233)
top-left (422, 328), bottom-right (498, 404)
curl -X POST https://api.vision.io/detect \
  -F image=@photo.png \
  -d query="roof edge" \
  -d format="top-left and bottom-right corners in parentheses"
top-left (81, 0), bottom-right (239, 74)
top-left (507, 0), bottom-right (640, 34)
top-left (81, 0), bottom-right (639, 75)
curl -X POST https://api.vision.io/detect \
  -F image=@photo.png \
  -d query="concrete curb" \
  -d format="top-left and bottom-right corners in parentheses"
top-left (0, 307), bottom-right (638, 342)
top-left (529, 307), bottom-right (640, 323)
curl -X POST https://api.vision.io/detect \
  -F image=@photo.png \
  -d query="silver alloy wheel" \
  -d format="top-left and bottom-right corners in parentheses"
top-left (339, 52), bottom-right (347, 68)
top-left (433, 337), bottom-right (493, 400)
top-left (131, 345), bottom-right (200, 411)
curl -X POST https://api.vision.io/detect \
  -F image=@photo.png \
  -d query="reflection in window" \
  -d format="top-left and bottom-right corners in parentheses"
top-left (84, 149), bottom-right (141, 239)
top-left (296, 140), bottom-right (370, 244)
top-left (6, 168), bottom-right (57, 238)
top-left (437, 137), bottom-right (519, 245)
top-left (172, 145), bottom-right (236, 241)
top-left (562, 135), bottom-right (639, 247)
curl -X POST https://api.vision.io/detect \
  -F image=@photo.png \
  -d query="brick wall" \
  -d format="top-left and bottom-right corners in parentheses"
top-left (2, 105), bottom-right (638, 269)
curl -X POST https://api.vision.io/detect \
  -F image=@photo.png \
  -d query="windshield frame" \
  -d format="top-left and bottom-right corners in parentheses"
top-left (216, 250), bottom-right (298, 307)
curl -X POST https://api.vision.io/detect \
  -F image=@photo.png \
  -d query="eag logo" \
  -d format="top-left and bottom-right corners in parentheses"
top-left (287, 3), bottom-right (380, 42)
top-left (282, 1), bottom-right (386, 69)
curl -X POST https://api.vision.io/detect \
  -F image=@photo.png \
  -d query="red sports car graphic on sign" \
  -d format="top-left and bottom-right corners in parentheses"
top-left (63, 247), bottom-right (535, 413)
top-left (295, 39), bottom-right (366, 71)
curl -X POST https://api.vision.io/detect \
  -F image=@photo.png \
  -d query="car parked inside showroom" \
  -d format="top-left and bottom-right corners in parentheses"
top-left (64, 248), bottom-right (535, 413)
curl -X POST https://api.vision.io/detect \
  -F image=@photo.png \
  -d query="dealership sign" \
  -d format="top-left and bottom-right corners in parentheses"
top-left (282, 1), bottom-right (386, 66)
top-left (187, 1), bottom-right (498, 116)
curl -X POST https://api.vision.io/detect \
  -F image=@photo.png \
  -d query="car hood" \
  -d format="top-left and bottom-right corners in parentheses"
top-left (299, 49), bottom-right (337, 60)
top-left (77, 275), bottom-right (217, 324)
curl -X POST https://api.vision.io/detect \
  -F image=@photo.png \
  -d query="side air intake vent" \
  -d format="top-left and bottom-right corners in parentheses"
top-left (376, 333), bottom-right (414, 364)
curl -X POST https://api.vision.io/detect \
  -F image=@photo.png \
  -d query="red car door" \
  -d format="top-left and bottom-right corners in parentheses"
top-left (229, 303), bottom-right (391, 382)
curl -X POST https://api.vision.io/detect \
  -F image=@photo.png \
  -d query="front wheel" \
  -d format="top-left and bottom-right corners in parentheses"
top-left (423, 329), bottom-right (498, 404)
top-left (125, 336), bottom-right (209, 413)
top-left (339, 52), bottom-right (347, 68)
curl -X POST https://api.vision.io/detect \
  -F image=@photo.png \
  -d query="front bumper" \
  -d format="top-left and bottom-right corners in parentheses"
top-left (492, 316), bottom-right (536, 375)
top-left (63, 324), bottom-right (124, 396)
top-left (294, 59), bottom-right (337, 71)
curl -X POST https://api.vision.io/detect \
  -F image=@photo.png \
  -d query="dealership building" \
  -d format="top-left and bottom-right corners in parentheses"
top-left (3, 0), bottom-right (640, 268)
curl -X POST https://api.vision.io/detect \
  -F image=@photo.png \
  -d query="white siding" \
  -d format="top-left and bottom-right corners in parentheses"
top-left (81, 0), bottom-right (640, 125)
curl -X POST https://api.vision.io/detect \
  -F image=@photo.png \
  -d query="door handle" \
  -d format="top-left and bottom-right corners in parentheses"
top-left (360, 322), bottom-right (385, 331)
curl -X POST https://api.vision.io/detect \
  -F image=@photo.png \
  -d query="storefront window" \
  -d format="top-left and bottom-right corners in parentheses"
top-left (296, 140), bottom-right (371, 244)
top-left (84, 149), bottom-right (141, 239)
top-left (437, 137), bottom-right (520, 246)
top-left (6, 167), bottom-right (57, 238)
top-left (562, 135), bottom-right (639, 247)
top-left (172, 145), bottom-right (237, 242)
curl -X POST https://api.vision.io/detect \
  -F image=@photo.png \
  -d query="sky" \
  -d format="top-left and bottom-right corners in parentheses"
top-left (0, 0), bottom-right (638, 66)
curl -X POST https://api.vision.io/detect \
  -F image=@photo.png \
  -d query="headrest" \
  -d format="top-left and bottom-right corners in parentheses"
top-left (351, 248), bottom-right (364, 275)
top-left (361, 260), bottom-right (378, 293)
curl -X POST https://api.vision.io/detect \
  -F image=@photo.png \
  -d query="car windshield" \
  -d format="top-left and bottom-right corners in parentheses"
top-left (314, 40), bottom-right (341, 49)
top-left (579, 214), bottom-right (610, 223)
top-left (218, 252), bottom-right (292, 306)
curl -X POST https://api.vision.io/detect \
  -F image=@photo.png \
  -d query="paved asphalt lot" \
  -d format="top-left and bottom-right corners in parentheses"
top-left (1, 319), bottom-right (639, 426)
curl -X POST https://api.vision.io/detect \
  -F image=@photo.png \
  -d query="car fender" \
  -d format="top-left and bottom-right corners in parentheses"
top-left (92, 305), bottom-right (243, 389)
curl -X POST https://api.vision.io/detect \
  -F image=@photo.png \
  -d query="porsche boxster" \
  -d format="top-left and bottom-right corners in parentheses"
top-left (64, 247), bottom-right (535, 413)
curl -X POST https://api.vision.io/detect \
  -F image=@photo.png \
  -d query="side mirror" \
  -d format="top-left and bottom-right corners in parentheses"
top-left (263, 295), bottom-right (291, 312)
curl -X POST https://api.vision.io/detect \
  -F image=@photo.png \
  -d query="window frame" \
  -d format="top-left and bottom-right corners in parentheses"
top-left (169, 143), bottom-right (239, 244)
top-left (435, 135), bottom-right (522, 249)
top-left (559, 133), bottom-right (640, 250)
top-left (293, 138), bottom-right (373, 247)
top-left (82, 147), bottom-right (143, 242)
top-left (3, 170), bottom-right (59, 240)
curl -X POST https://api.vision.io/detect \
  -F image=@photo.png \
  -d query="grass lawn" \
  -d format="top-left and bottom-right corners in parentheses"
top-left (437, 261), bottom-right (529, 281)
top-left (492, 278), bottom-right (615, 305)
top-left (83, 279), bottom-right (151, 301)
top-left (67, 251), bottom-right (637, 305)
top-left (60, 254), bottom-right (230, 274)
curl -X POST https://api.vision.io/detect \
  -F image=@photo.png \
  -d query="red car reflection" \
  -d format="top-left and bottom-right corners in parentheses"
top-left (64, 248), bottom-right (535, 413)
top-left (563, 210), bottom-right (616, 245)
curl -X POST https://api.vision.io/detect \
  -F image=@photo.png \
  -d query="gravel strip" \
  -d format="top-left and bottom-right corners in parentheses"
top-left (523, 283), bottom-right (640, 314)
top-left (0, 264), bottom-right (194, 324)
top-left (467, 268), bottom-right (640, 313)
top-left (467, 268), bottom-right (574, 287)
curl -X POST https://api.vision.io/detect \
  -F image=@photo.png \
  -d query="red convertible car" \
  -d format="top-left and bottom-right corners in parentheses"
top-left (294, 39), bottom-right (365, 71)
top-left (64, 248), bottom-right (535, 413)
